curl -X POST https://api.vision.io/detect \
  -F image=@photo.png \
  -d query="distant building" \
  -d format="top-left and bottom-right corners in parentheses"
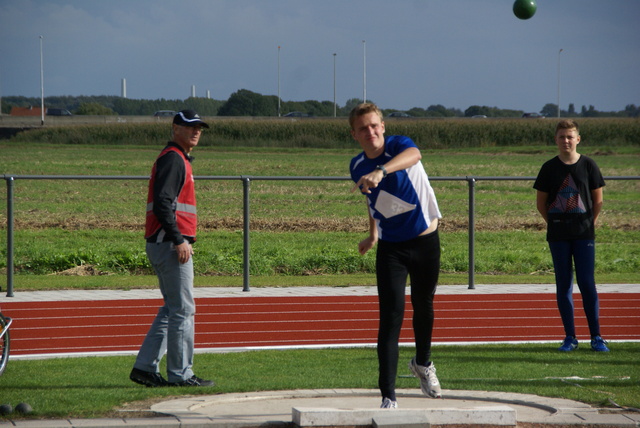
top-left (10, 106), bottom-right (44, 116)
top-left (10, 106), bottom-right (71, 116)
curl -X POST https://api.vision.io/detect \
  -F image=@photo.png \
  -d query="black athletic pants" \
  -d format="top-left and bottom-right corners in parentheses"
top-left (375, 230), bottom-right (440, 400)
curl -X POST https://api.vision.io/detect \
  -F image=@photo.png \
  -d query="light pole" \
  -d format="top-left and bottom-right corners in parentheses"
top-left (40, 35), bottom-right (45, 125)
top-left (277, 46), bottom-right (281, 117)
top-left (362, 40), bottom-right (366, 103)
top-left (333, 53), bottom-right (337, 117)
top-left (557, 48), bottom-right (563, 118)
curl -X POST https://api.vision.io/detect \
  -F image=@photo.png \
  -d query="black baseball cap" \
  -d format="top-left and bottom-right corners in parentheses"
top-left (173, 109), bottom-right (209, 128)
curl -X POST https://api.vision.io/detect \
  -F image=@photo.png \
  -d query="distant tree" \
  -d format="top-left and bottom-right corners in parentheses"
top-left (464, 105), bottom-right (522, 117)
top-left (568, 103), bottom-right (576, 115)
top-left (464, 105), bottom-right (490, 117)
top-left (182, 97), bottom-right (224, 116)
top-left (427, 105), bottom-right (445, 116)
top-left (341, 98), bottom-right (364, 115)
top-left (406, 107), bottom-right (427, 117)
top-left (497, 108), bottom-right (523, 118)
top-left (112, 97), bottom-right (150, 115)
top-left (425, 104), bottom-right (451, 117)
top-left (75, 102), bottom-right (116, 115)
top-left (582, 105), bottom-right (599, 117)
top-left (218, 89), bottom-right (277, 116)
top-left (1, 99), bottom-right (17, 115)
top-left (319, 100), bottom-right (336, 116)
top-left (540, 103), bottom-right (558, 118)
top-left (445, 106), bottom-right (464, 117)
top-left (624, 104), bottom-right (639, 117)
top-left (282, 99), bottom-right (333, 116)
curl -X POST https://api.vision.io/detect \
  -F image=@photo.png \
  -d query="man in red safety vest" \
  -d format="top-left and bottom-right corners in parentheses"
top-left (130, 110), bottom-right (214, 388)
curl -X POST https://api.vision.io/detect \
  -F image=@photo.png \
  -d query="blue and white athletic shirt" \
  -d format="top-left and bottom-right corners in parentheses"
top-left (350, 135), bottom-right (442, 243)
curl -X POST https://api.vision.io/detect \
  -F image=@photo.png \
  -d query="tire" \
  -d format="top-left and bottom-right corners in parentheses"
top-left (0, 314), bottom-right (10, 376)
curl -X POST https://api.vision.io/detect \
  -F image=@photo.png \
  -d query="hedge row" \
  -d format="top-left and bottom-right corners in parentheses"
top-left (9, 117), bottom-right (640, 149)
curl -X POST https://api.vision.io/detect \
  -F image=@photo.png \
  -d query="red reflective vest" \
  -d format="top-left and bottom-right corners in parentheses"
top-left (145, 146), bottom-right (197, 241)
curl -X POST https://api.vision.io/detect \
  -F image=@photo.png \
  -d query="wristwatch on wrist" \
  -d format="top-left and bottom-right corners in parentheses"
top-left (375, 165), bottom-right (388, 178)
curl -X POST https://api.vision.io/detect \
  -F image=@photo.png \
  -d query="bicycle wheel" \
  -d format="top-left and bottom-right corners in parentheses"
top-left (0, 314), bottom-right (9, 376)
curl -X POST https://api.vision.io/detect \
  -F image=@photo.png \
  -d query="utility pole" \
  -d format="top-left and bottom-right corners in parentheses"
top-left (40, 35), bottom-right (45, 125)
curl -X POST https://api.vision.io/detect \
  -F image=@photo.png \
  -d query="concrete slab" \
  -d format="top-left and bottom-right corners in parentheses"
top-left (293, 407), bottom-right (431, 427)
top-left (421, 406), bottom-right (516, 426)
top-left (372, 412), bottom-right (431, 428)
top-left (294, 405), bottom-right (516, 427)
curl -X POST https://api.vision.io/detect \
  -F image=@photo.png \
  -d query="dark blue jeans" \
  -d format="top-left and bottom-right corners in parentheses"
top-left (548, 239), bottom-right (601, 338)
top-left (376, 230), bottom-right (440, 400)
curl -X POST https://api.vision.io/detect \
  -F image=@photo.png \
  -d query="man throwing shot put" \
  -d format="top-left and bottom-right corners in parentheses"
top-left (349, 103), bottom-right (443, 408)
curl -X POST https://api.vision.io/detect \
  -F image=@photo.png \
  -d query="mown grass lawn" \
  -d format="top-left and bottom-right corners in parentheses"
top-left (0, 344), bottom-right (638, 420)
top-left (1, 143), bottom-right (638, 282)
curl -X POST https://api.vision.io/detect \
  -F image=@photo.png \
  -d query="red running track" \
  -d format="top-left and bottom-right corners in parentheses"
top-left (3, 293), bottom-right (639, 357)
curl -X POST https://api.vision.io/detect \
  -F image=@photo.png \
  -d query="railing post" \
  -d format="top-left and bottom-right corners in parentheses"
top-left (5, 176), bottom-right (14, 297)
top-left (467, 177), bottom-right (476, 290)
top-left (242, 176), bottom-right (251, 292)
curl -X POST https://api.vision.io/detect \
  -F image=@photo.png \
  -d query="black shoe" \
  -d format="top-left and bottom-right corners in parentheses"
top-left (170, 375), bottom-right (215, 387)
top-left (130, 368), bottom-right (168, 387)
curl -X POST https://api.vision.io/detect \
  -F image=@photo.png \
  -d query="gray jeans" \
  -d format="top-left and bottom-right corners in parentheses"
top-left (134, 241), bottom-right (195, 382)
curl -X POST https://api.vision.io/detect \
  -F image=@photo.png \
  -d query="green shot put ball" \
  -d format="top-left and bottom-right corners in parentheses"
top-left (513, 0), bottom-right (537, 20)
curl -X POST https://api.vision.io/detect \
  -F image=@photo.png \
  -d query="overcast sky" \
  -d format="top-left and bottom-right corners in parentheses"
top-left (1, 0), bottom-right (638, 113)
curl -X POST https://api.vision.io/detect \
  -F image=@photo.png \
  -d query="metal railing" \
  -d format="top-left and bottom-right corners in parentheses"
top-left (3, 174), bottom-right (638, 296)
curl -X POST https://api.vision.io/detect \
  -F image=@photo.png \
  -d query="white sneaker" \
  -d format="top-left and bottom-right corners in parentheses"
top-left (409, 357), bottom-right (442, 398)
top-left (380, 397), bottom-right (398, 409)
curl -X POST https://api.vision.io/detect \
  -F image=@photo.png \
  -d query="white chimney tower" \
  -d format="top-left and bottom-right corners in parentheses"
top-left (191, 85), bottom-right (196, 98)
top-left (121, 78), bottom-right (127, 98)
